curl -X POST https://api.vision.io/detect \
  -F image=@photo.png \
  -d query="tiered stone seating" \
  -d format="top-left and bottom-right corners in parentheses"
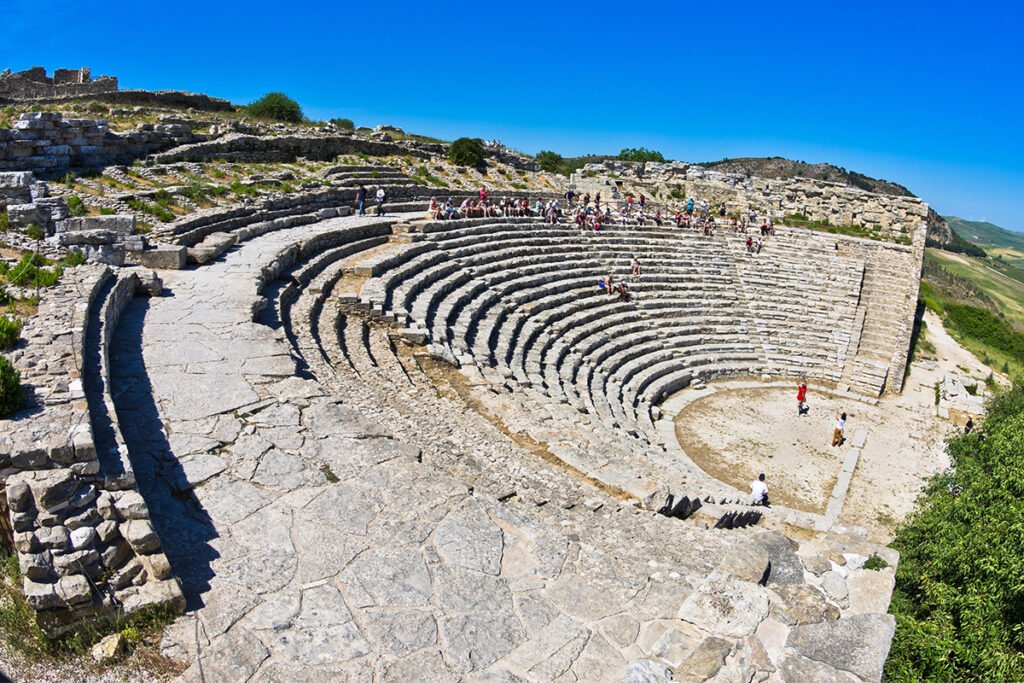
top-left (371, 220), bottom-right (909, 433)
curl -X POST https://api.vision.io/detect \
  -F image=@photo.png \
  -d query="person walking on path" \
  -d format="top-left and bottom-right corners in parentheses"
top-left (375, 186), bottom-right (386, 216)
top-left (750, 473), bottom-right (769, 506)
top-left (832, 412), bottom-right (847, 447)
top-left (796, 381), bottom-right (808, 415)
top-left (356, 185), bottom-right (367, 216)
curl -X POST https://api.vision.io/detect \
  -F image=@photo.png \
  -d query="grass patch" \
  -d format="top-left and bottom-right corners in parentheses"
top-left (229, 181), bottom-right (259, 198)
top-left (863, 554), bottom-right (889, 570)
top-left (784, 213), bottom-right (910, 244)
top-left (125, 199), bottom-right (175, 223)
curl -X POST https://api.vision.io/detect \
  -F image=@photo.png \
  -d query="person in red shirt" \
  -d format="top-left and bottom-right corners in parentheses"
top-left (797, 381), bottom-right (808, 416)
top-left (479, 186), bottom-right (488, 201)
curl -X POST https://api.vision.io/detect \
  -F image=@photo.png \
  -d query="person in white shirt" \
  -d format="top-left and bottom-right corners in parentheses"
top-left (832, 412), bottom-right (847, 447)
top-left (375, 186), bottom-right (386, 216)
top-left (750, 473), bottom-right (769, 506)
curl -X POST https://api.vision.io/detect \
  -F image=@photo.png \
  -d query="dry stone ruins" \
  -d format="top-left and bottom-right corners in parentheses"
top-left (0, 71), bottom-right (934, 682)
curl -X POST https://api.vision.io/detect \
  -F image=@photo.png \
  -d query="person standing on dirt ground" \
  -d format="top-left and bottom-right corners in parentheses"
top-left (356, 184), bottom-right (367, 216)
top-left (832, 412), bottom-right (847, 447)
top-left (750, 473), bottom-right (769, 506)
top-left (797, 381), bottom-right (808, 415)
top-left (375, 185), bottom-right (386, 216)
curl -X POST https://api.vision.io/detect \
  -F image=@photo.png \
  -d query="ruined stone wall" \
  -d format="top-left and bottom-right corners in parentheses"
top-left (0, 67), bottom-right (118, 100)
top-left (0, 266), bottom-right (184, 636)
top-left (573, 161), bottom-right (929, 246)
top-left (0, 112), bottom-right (200, 175)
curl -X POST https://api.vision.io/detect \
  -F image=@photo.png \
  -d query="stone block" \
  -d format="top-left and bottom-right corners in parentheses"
top-left (125, 244), bottom-right (187, 270)
top-left (123, 519), bottom-right (160, 554)
top-left (57, 574), bottom-right (93, 605)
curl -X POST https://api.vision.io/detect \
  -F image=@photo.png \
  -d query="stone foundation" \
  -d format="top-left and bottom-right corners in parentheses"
top-left (1, 265), bottom-right (184, 636)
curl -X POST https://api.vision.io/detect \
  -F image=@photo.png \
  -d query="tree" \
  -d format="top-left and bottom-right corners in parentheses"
top-left (536, 150), bottom-right (564, 174)
top-left (0, 356), bottom-right (23, 417)
top-left (247, 92), bottom-right (304, 123)
top-left (448, 137), bottom-right (486, 167)
top-left (329, 118), bottom-right (355, 131)
top-left (886, 383), bottom-right (1024, 681)
top-left (619, 147), bottom-right (666, 163)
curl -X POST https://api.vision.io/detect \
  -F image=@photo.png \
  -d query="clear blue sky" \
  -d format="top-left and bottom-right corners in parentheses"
top-left (4, 0), bottom-right (1022, 230)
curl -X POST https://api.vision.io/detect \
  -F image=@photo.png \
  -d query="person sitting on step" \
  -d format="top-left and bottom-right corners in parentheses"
top-left (428, 198), bottom-right (443, 220)
top-left (750, 473), bottom-right (769, 506)
top-left (616, 281), bottom-right (631, 302)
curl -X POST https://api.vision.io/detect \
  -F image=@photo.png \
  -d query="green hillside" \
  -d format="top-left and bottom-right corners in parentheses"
top-left (944, 216), bottom-right (1024, 271)
top-left (945, 216), bottom-right (1024, 250)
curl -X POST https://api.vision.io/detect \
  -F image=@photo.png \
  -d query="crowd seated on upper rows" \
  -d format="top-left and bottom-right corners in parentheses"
top-left (424, 186), bottom-right (777, 254)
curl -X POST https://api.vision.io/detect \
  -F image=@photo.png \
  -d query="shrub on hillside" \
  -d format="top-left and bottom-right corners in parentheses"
top-left (247, 92), bottom-right (304, 123)
top-left (886, 383), bottom-right (1024, 681)
top-left (0, 316), bottom-right (20, 351)
top-left (329, 118), bottom-right (355, 131)
top-left (0, 356), bottom-right (23, 417)
top-left (619, 147), bottom-right (666, 163)
top-left (66, 194), bottom-right (86, 217)
top-left (448, 137), bottom-right (486, 167)
top-left (536, 150), bottom-right (564, 173)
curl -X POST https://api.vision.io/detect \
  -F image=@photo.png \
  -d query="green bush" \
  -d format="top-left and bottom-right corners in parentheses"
top-left (125, 199), bottom-right (175, 223)
top-left (448, 137), bottom-right (486, 167)
top-left (886, 383), bottom-right (1024, 681)
top-left (329, 117), bottom-right (355, 131)
top-left (619, 147), bottom-right (666, 163)
top-left (943, 304), bottom-right (1024, 364)
top-left (0, 356), bottom-right (23, 417)
top-left (61, 250), bottom-right (87, 267)
top-left (536, 150), bottom-right (564, 173)
top-left (229, 181), bottom-right (258, 198)
top-left (247, 92), bottom-right (303, 123)
top-left (0, 315), bottom-right (20, 350)
top-left (66, 194), bottom-right (86, 217)
top-left (0, 210), bottom-right (8, 232)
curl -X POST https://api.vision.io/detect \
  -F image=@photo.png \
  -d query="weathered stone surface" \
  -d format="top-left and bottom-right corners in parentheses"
top-left (846, 569), bottom-right (896, 615)
top-left (787, 613), bottom-right (896, 682)
top-left (433, 500), bottom-right (504, 575)
top-left (620, 659), bottom-right (673, 683)
top-left (677, 636), bottom-right (732, 681)
top-left (123, 519), bottom-right (160, 554)
top-left (678, 571), bottom-right (770, 638)
top-left (820, 570), bottom-right (850, 606)
top-left (91, 633), bottom-right (127, 664)
top-left (771, 584), bottom-right (840, 626)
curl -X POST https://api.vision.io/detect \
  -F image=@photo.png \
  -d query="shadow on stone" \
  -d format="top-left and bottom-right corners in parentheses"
top-left (108, 294), bottom-right (218, 610)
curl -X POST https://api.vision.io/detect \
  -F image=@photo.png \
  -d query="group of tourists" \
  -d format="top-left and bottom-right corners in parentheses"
top-left (355, 185), bottom-right (387, 216)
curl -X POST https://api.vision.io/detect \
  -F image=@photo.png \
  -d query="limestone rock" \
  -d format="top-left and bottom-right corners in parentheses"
top-left (846, 568), bottom-right (896, 615)
top-left (91, 633), bottom-right (127, 664)
top-left (771, 584), bottom-right (840, 626)
top-left (123, 519), bottom-right (160, 554)
top-left (677, 571), bottom-right (770, 638)
top-left (786, 613), bottom-right (896, 682)
top-left (620, 659), bottom-right (673, 683)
